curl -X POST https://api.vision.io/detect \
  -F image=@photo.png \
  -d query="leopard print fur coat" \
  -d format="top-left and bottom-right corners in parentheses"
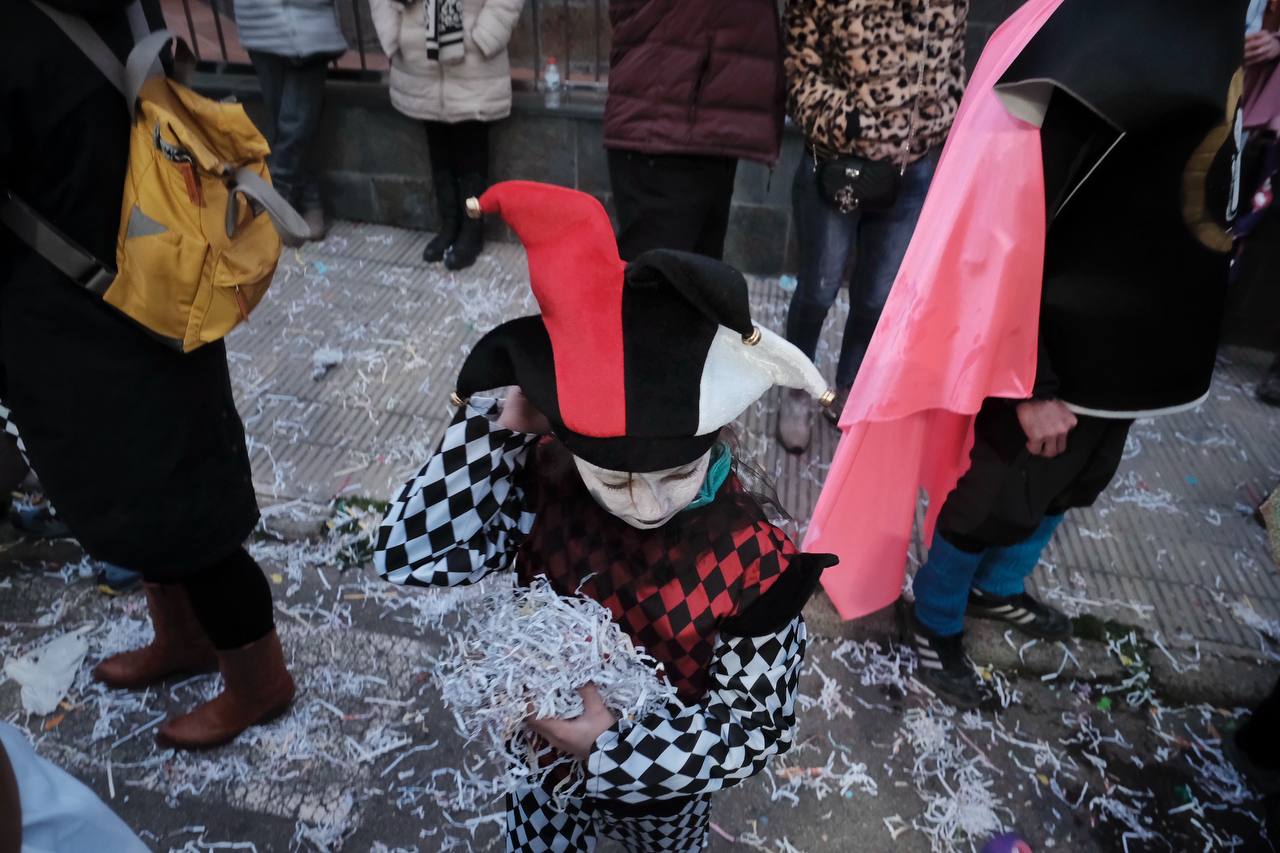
top-left (785, 0), bottom-right (968, 162)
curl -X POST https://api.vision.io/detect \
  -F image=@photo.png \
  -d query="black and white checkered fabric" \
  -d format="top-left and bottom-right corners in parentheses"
top-left (507, 783), bottom-right (711, 852)
top-left (585, 615), bottom-right (806, 803)
top-left (0, 399), bottom-right (30, 463)
top-left (374, 398), bottom-right (537, 586)
top-left (507, 784), bottom-right (597, 852)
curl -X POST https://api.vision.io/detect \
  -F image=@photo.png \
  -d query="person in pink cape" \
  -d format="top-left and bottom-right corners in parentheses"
top-left (805, 0), bottom-right (1248, 707)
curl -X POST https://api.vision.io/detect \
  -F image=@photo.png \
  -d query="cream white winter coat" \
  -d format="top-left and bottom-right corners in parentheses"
top-left (369, 0), bottom-right (524, 123)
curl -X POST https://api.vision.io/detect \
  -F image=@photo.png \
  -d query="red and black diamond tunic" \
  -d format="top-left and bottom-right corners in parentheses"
top-left (375, 398), bottom-right (831, 803)
top-left (519, 448), bottom-right (799, 702)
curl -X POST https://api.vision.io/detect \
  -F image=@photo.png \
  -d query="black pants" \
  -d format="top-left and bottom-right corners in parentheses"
top-left (938, 399), bottom-right (1133, 551)
top-left (180, 546), bottom-right (275, 650)
top-left (0, 401), bottom-right (268, 649)
top-left (606, 149), bottom-right (738, 261)
top-left (1238, 678), bottom-right (1280, 770)
top-left (424, 120), bottom-right (490, 179)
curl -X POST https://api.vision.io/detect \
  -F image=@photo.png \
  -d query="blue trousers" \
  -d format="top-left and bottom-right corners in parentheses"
top-left (913, 515), bottom-right (1065, 637)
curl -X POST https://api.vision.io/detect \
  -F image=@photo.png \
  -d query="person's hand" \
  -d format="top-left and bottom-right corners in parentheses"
top-left (1246, 31), bottom-right (1280, 66)
top-left (525, 684), bottom-right (618, 761)
top-left (496, 385), bottom-right (551, 435)
top-left (1015, 399), bottom-right (1077, 459)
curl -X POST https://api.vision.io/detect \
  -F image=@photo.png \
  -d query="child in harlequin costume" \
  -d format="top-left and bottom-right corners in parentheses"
top-left (373, 180), bottom-right (837, 852)
top-left (805, 0), bottom-right (1247, 708)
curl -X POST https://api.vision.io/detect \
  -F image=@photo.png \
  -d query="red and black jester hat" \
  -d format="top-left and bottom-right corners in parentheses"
top-left (454, 181), bottom-right (833, 473)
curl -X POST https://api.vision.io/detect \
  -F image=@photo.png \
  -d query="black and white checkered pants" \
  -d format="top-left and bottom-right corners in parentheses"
top-left (506, 784), bottom-right (711, 852)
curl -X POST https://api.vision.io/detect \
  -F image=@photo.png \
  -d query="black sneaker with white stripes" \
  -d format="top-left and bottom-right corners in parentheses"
top-left (906, 610), bottom-right (984, 710)
top-left (966, 588), bottom-right (1071, 640)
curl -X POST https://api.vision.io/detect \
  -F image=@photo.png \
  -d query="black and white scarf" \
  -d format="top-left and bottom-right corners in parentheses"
top-left (423, 0), bottom-right (464, 64)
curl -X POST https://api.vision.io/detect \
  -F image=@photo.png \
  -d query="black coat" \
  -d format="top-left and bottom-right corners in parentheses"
top-left (0, 0), bottom-right (259, 578)
top-left (999, 0), bottom-right (1247, 417)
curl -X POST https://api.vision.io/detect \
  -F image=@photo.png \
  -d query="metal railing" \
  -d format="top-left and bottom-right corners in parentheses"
top-left (515, 0), bottom-right (608, 91)
top-left (162, 0), bottom-right (609, 92)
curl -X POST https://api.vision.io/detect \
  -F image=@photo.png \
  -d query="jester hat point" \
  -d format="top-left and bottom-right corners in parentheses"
top-left (455, 180), bottom-right (832, 472)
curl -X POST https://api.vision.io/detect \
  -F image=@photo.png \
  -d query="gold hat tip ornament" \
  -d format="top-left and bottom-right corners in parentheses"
top-left (450, 391), bottom-right (468, 407)
top-left (741, 327), bottom-right (762, 346)
top-left (465, 197), bottom-right (483, 219)
top-left (819, 389), bottom-right (837, 408)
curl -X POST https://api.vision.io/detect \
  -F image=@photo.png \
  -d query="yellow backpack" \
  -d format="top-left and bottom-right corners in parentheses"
top-left (0, 3), bottom-right (307, 353)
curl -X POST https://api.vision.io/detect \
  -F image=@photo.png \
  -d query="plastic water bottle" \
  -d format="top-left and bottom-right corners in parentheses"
top-left (543, 56), bottom-right (562, 109)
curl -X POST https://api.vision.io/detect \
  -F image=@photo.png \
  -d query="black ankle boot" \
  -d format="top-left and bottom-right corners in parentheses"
top-left (444, 173), bottom-right (486, 271)
top-left (905, 610), bottom-right (984, 709)
top-left (423, 170), bottom-right (459, 263)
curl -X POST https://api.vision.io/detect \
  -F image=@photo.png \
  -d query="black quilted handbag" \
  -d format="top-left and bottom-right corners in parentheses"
top-left (815, 154), bottom-right (901, 214)
top-left (812, 27), bottom-right (929, 215)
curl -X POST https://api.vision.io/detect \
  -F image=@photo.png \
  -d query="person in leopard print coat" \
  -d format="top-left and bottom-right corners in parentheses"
top-left (777, 0), bottom-right (968, 453)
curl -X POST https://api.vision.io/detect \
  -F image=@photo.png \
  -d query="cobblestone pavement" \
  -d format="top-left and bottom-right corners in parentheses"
top-left (0, 224), bottom-right (1277, 852)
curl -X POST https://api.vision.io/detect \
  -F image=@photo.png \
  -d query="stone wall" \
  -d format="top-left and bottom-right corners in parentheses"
top-left (203, 0), bottom-right (1020, 274)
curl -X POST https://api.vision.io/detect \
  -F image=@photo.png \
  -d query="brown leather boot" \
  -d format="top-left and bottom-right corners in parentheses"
top-left (155, 629), bottom-right (295, 750)
top-left (92, 583), bottom-right (218, 689)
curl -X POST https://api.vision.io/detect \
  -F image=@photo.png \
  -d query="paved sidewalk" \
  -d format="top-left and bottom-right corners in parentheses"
top-left (0, 223), bottom-right (1276, 853)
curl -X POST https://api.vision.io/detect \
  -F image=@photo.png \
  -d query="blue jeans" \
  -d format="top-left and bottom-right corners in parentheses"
top-left (785, 150), bottom-right (938, 389)
top-left (914, 515), bottom-right (1066, 637)
top-left (249, 50), bottom-right (330, 211)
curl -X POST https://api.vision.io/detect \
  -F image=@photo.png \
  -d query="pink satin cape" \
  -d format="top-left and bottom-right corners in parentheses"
top-left (805, 0), bottom-right (1066, 620)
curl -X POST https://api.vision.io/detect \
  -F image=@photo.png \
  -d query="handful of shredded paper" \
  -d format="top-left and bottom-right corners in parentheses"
top-left (431, 575), bottom-right (678, 808)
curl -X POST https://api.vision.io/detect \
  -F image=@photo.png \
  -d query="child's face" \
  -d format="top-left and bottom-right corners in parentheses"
top-left (573, 451), bottom-right (712, 530)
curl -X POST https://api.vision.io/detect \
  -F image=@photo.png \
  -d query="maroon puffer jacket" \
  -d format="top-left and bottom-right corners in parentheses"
top-left (603, 0), bottom-right (785, 165)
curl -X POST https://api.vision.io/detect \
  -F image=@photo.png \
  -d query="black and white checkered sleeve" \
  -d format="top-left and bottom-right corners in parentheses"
top-left (0, 399), bottom-right (30, 463)
top-left (585, 615), bottom-right (807, 803)
top-left (373, 397), bottom-right (539, 587)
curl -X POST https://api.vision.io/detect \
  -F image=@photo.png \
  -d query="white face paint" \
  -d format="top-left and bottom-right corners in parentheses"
top-left (573, 452), bottom-right (713, 530)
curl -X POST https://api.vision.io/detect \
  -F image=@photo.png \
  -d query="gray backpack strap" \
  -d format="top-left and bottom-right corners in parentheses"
top-left (0, 194), bottom-right (115, 294)
top-left (33, 1), bottom-right (185, 120)
top-left (126, 0), bottom-right (166, 80)
top-left (124, 0), bottom-right (150, 39)
top-left (2, 2), bottom-right (140, 292)
top-left (123, 30), bottom-right (183, 119)
top-left (227, 168), bottom-right (312, 243)
top-left (29, 0), bottom-right (128, 95)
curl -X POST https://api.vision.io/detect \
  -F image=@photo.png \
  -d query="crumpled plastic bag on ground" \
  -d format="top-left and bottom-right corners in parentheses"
top-left (3, 628), bottom-right (90, 714)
